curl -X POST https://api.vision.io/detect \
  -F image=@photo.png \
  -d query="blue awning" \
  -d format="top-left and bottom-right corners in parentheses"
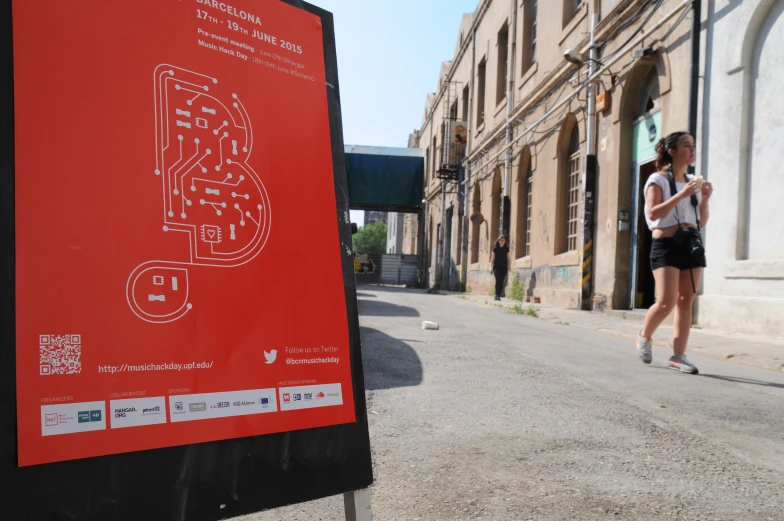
top-left (344, 145), bottom-right (424, 213)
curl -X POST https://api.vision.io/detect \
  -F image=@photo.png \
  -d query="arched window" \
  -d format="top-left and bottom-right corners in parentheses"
top-left (637, 67), bottom-right (661, 118)
top-left (559, 126), bottom-right (580, 253)
top-left (566, 127), bottom-right (580, 252)
top-left (514, 148), bottom-right (533, 259)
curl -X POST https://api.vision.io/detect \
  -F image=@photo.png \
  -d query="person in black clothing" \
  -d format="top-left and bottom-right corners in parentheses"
top-left (489, 235), bottom-right (511, 301)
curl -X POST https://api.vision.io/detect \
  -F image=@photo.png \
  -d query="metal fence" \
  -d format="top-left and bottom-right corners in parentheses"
top-left (354, 254), bottom-right (418, 286)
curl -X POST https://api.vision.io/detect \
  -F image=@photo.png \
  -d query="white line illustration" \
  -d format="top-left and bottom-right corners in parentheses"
top-left (127, 64), bottom-right (271, 324)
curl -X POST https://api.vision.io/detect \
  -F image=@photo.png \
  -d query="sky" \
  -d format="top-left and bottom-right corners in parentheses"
top-left (311, 0), bottom-right (480, 225)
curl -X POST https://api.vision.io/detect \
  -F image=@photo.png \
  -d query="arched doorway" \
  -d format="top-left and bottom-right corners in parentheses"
top-left (470, 182), bottom-right (481, 263)
top-left (490, 168), bottom-right (502, 243)
top-left (745, 0), bottom-right (784, 260)
top-left (629, 66), bottom-right (661, 309)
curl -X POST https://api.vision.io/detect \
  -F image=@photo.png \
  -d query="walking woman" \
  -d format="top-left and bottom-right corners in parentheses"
top-left (489, 235), bottom-right (511, 301)
top-left (636, 131), bottom-right (713, 374)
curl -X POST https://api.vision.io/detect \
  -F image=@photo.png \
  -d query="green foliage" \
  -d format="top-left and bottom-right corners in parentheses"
top-left (508, 273), bottom-right (525, 301)
top-left (510, 304), bottom-right (524, 315)
top-left (352, 222), bottom-right (387, 254)
top-left (525, 305), bottom-right (539, 318)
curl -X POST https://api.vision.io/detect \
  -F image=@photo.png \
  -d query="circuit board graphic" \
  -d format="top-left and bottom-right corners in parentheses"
top-left (126, 65), bottom-right (271, 323)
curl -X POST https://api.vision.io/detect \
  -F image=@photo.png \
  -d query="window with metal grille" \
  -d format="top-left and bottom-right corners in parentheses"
top-left (515, 151), bottom-right (532, 259)
top-left (477, 59), bottom-right (486, 127)
top-left (567, 128), bottom-right (580, 251)
top-left (496, 23), bottom-right (509, 105)
top-left (563, 0), bottom-right (583, 27)
top-left (432, 136), bottom-right (438, 180)
top-left (522, 0), bottom-right (537, 71)
top-left (425, 147), bottom-right (430, 181)
top-left (462, 85), bottom-right (470, 121)
top-left (531, 0), bottom-right (538, 64)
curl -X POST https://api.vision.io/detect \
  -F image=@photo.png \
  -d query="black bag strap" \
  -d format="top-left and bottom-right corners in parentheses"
top-left (667, 169), bottom-right (700, 231)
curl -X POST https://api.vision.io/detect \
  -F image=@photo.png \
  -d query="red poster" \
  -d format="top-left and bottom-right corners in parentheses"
top-left (13, 0), bottom-right (355, 467)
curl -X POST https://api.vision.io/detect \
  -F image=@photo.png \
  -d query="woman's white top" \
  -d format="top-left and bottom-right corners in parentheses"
top-left (643, 173), bottom-right (702, 230)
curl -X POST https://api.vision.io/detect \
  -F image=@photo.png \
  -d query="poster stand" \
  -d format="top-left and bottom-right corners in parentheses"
top-left (0, 0), bottom-right (373, 519)
top-left (344, 489), bottom-right (373, 521)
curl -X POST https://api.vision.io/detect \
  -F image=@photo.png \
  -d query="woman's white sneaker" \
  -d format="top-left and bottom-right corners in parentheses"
top-left (636, 333), bottom-right (653, 364)
top-left (668, 355), bottom-right (699, 374)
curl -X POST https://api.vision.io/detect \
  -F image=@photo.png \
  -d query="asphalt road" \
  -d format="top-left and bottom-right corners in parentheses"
top-left (248, 287), bottom-right (784, 521)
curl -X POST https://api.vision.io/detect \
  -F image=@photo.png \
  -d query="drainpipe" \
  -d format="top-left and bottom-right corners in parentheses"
top-left (688, 0), bottom-right (702, 143)
top-left (421, 200), bottom-right (429, 288)
top-left (689, 0), bottom-right (702, 322)
top-left (421, 112), bottom-right (435, 288)
top-left (460, 26), bottom-right (477, 291)
top-left (439, 163), bottom-right (447, 289)
top-left (430, 113), bottom-right (436, 287)
top-left (500, 0), bottom-right (518, 239)
top-left (580, 0), bottom-right (600, 311)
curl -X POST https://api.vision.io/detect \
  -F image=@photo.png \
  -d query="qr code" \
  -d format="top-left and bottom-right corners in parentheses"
top-left (39, 334), bottom-right (82, 375)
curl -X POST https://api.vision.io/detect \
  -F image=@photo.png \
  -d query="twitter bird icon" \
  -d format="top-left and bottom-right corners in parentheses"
top-left (264, 349), bottom-right (277, 364)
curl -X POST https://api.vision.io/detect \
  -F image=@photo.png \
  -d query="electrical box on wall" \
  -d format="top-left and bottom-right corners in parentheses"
top-left (618, 209), bottom-right (630, 232)
top-left (596, 91), bottom-right (610, 113)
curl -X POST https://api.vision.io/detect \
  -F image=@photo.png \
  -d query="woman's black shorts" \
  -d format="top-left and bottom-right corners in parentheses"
top-left (650, 238), bottom-right (707, 271)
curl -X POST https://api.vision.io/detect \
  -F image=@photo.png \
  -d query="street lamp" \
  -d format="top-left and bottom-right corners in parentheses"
top-left (563, 49), bottom-right (585, 65)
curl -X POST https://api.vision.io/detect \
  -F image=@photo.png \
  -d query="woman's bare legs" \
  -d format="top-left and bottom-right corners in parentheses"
top-left (641, 267), bottom-right (680, 339)
top-left (672, 267), bottom-right (702, 356)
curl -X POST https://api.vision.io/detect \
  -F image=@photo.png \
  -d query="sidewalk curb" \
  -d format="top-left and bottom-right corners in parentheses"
top-left (449, 294), bottom-right (784, 373)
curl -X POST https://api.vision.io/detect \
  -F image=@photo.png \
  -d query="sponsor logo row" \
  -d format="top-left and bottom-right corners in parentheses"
top-left (40, 384), bottom-right (343, 436)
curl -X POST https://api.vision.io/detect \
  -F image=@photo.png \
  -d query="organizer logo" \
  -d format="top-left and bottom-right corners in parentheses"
top-left (41, 402), bottom-right (106, 436)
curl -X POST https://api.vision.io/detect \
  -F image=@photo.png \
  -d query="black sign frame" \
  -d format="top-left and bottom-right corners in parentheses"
top-left (0, 1), bottom-right (373, 519)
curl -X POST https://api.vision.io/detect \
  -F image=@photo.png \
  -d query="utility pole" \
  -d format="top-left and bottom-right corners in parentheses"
top-left (420, 199), bottom-right (429, 288)
top-left (500, 0), bottom-right (518, 240)
top-left (460, 27), bottom-right (477, 292)
top-left (580, 0), bottom-right (600, 311)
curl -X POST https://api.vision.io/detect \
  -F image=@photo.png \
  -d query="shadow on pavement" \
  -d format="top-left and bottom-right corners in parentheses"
top-left (360, 327), bottom-right (423, 390)
top-left (357, 297), bottom-right (420, 318)
top-left (699, 374), bottom-right (784, 390)
top-left (356, 284), bottom-right (422, 294)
